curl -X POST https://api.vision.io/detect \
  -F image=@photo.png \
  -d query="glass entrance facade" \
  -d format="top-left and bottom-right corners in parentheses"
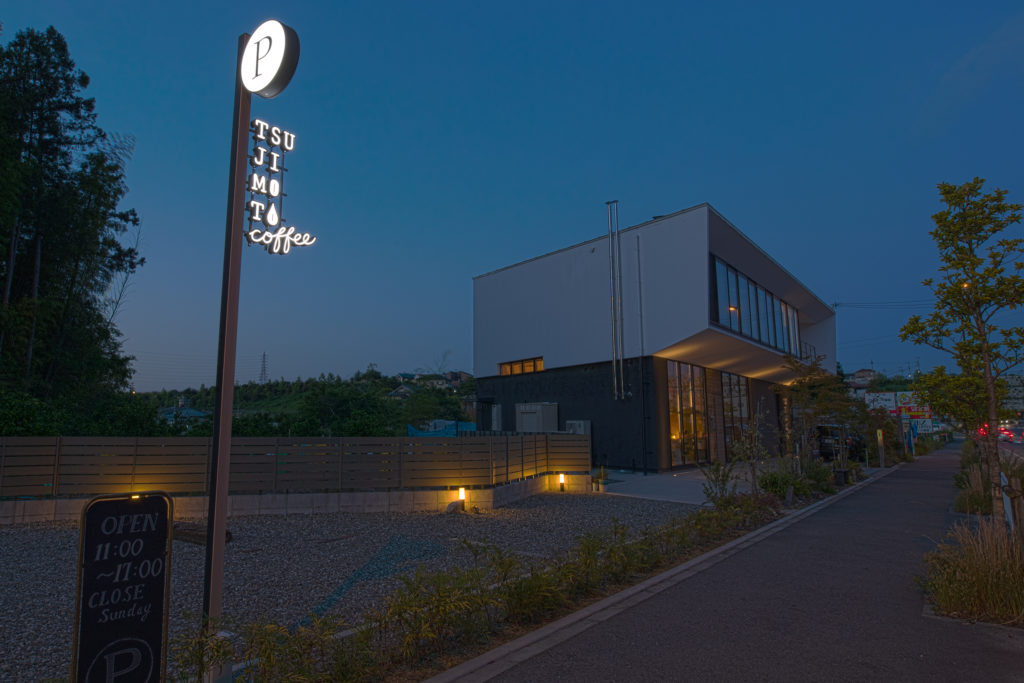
top-left (667, 360), bottom-right (710, 466)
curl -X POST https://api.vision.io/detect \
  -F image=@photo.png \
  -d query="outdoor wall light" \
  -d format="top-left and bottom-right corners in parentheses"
top-left (559, 473), bottom-right (565, 492)
top-left (458, 487), bottom-right (466, 501)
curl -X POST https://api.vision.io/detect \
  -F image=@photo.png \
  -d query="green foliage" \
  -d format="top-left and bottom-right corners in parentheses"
top-left (757, 469), bottom-right (813, 499)
top-left (914, 435), bottom-right (941, 456)
top-left (2, 365), bottom-right (471, 437)
top-left (912, 366), bottom-right (994, 433)
top-left (953, 442), bottom-right (993, 514)
top-left (168, 498), bottom-right (784, 678)
top-left (0, 27), bottom-right (144, 406)
top-left (0, 387), bottom-right (169, 436)
top-left (803, 458), bottom-right (837, 494)
top-left (919, 519), bottom-right (1024, 626)
top-left (143, 368), bottom-right (467, 438)
top-left (775, 355), bottom-right (868, 470)
top-left (901, 178), bottom-right (1024, 530)
top-left (866, 373), bottom-right (913, 392)
top-left (168, 613), bottom-right (234, 682)
top-left (953, 464), bottom-right (992, 514)
top-left (728, 401), bottom-right (774, 494)
top-left (698, 459), bottom-right (737, 506)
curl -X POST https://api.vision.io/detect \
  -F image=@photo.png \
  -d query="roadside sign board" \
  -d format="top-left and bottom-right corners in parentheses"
top-left (865, 392), bottom-right (932, 419)
top-left (72, 492), bottom-right (173, 682)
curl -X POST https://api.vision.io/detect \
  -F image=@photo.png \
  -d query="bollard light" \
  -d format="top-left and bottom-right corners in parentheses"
top-left (558, 473), bottom-right (565, 492)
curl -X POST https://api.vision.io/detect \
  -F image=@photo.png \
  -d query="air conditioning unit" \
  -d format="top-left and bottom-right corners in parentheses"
top-left (515, 402), bottom-right (558, 433)
top-left (564, 420), bottom-right (591, 435)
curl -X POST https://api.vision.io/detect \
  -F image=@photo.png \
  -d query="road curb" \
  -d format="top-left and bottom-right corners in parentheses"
top-left (427, 463), bottom-right (905, 683)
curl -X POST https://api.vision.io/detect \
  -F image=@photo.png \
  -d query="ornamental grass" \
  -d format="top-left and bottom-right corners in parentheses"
top-left (920, 518), bottom-right (1024, 627)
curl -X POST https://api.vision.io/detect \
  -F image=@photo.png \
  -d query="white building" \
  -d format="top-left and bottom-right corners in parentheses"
top-left (473, 203), bottom-right (835, 471)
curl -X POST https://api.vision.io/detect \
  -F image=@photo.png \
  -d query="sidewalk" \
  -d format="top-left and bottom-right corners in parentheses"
top-left (432, 445), bottom-right (1024, 682)
top-left (599, 461), bottom-right (881, 505)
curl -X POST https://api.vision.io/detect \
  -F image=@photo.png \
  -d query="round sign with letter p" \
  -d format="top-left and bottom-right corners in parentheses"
top-left (240, 19), bottom-right (300, 98)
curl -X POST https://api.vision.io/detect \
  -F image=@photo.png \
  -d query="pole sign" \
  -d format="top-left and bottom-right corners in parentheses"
top-left (238, 20), bottom-right (312, 255)
top-left (72, 492), bottom-right (173, 682)
top-left (205, 17), bottom-right (303, 635)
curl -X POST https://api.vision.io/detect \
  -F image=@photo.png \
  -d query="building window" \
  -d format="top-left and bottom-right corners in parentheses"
top-left (721, 371), bottom-right (749, 450)
top-left (499, 357), bottom-right (544, 376)
top-left (711, 256), bottom-right (801, 356)
top-left (667, 360), bottom-right (710, 466)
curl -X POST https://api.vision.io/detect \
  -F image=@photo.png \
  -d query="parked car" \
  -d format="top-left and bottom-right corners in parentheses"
top-left (815, 425), bottom-right (866, 460)
top-left (976, 424), bottom-right (1013, 441)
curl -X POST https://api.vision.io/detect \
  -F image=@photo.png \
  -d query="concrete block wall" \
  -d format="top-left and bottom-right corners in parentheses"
top-left (0, 473), bottom-right (594, 524)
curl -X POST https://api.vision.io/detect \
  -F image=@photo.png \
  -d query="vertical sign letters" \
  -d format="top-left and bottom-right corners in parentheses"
top-left (246, 118), bottom-right (316, 254)
top-left (72, 493), bottom-right (172, 683)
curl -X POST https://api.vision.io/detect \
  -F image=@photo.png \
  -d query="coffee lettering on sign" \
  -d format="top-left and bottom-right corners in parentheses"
top-left (245, 117), bottom-right (316, 254)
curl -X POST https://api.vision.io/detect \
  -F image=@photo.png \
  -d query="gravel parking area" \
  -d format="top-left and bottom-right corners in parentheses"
top-left (0, 493), bottom-right (697, 682)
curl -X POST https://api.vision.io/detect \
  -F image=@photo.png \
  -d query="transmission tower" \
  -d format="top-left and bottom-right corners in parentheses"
top-left (259, 352), bottom-right (268, 384)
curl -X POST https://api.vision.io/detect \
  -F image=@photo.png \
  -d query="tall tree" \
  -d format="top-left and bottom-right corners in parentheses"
top-left (0, 26), bottom-right (143, 407)
top-left (900, 178), bottom-right (1024, 530)
top-left (775, 355), bottom-right (864, 470)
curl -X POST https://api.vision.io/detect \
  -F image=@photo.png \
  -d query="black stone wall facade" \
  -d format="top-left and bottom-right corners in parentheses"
top-left (477, 356), bottom-right (783, 472)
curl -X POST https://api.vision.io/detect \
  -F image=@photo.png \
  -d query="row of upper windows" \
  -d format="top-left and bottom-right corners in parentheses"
top-left (499, 357), bottom-right (544, 376)
top-left (711, 256), bottom-right (801, 357)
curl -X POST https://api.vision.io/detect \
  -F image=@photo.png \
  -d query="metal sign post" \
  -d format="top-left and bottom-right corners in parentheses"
top-left (203, 19), bottom-right (300, 631)
top-left (203, 31), bottom-right (251, 629)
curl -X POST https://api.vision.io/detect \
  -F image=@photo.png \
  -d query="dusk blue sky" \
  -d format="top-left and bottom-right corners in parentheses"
top-left (5, 2), bottom-right (1024, 391)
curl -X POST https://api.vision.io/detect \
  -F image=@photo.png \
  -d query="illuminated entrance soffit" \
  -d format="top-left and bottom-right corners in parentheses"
top-left (654, 328), bottom-right (804, 384)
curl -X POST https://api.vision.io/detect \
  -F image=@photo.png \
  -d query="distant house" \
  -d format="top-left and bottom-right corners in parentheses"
top-left (445, 370), bottom-right (473, 390)
top-left (157, 406), bottom-right (210, 424)
top-left (1005, 375), bottom-right (1024, 415)
top-left (844, 368), bottom-right (878, 389)
top-left (387, 384), bottom-right (414, 400)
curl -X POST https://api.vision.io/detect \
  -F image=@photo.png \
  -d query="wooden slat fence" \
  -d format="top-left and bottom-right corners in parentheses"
top-left (0, 435), bottom-right (591, 498)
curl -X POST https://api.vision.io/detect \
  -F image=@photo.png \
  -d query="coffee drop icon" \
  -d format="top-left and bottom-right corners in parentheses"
top-left (265, 202), bottom-right (279, 227)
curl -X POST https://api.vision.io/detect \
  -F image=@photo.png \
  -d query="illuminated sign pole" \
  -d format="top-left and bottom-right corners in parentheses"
top-left (203, 20), bottom-right (300, 629)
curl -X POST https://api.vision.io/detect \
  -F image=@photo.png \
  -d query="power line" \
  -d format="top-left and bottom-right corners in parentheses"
top-left (834, 299), bottom-right (933, 310)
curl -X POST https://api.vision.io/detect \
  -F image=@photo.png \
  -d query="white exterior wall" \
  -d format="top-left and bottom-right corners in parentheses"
top-left (473, 207), bottom-right (711, 377)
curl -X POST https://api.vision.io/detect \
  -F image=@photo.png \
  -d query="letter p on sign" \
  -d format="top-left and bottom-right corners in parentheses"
top-left (240, 20), bottom-right (300, 98)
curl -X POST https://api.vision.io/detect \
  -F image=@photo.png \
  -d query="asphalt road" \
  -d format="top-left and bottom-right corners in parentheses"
top-left (440, 445), bottom-right (1024, 682)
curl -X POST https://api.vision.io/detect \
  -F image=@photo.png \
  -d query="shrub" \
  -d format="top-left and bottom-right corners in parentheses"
top-left (716, 492), bottom-right (782, 526)
top-left (915, 435), bottom-right (942, 456)
top-left (699, 459), bottom-right (737, 506)
top-left (1001, 454), bottom-right (1024, 483)
top-left (169, 496), bottom-right (786, 679)
top-left (920, 519), bottom-right (1024, 626)
top-left (168, 613), bottom-right (234, 682)
top-left (757, 469), bottom-right (812, 499)
top-left (954, 463), bottom-right (993, 515)
top-left (803, 459), bottom-right (836, 494)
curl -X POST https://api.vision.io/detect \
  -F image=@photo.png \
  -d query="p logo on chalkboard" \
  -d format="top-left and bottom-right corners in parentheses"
top-left (72, 492), bottom-right (173, 683)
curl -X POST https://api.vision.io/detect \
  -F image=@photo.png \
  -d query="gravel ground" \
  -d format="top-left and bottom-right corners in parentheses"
top-left (0, 493), bottom-right (697, 682)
